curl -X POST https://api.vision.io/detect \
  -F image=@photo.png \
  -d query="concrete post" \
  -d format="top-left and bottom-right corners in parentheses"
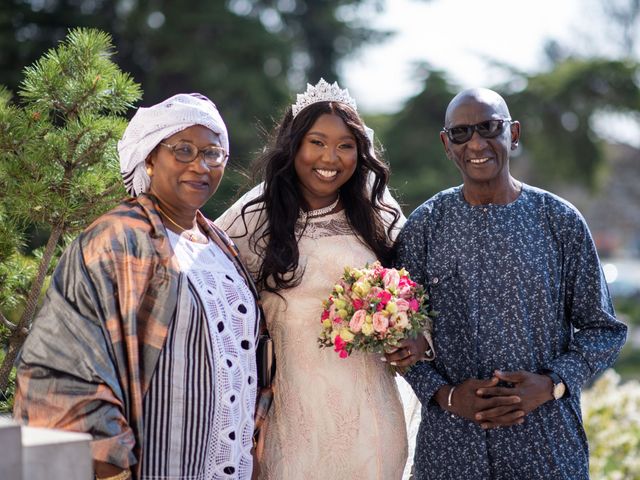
top-left (0, 417), bottom-right (93, 480)
top-left (0, 417), bottom-right (22, 479)
top-left (21, 426), bottom-right (93, 479)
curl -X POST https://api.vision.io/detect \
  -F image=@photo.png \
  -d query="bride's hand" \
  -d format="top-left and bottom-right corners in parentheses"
top-left (383, 335), bottom-right (428, 367)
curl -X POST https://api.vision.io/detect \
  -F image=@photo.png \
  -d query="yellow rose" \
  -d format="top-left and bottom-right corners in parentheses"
top-left (365, 314), bottom-right (373, 324)
top-left (361, 323), bottom-right (374, 336)
top-left (338, 309), bottom-right (348, 319)
top-left (339, 327), bottom-right (355, 342)
top-left (334, 284), bottom-right (344, 294)
top-left (385, 301), bottom-right (398, 314)
top-left (394, 311), bottom-right (409, 329)
top-left (334, 299), bottom-right (347, 310)
top-left (322, 319), bottom-right (332, 329)
top-left (353, 281), bottom-right (371, 297)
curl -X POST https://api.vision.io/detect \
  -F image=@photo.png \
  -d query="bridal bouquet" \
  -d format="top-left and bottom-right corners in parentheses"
top-left (318, 261), bottom-right (434, 359)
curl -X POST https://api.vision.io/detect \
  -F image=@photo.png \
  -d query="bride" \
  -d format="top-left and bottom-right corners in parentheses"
top-left (216, 80), bottom-right (429, 479)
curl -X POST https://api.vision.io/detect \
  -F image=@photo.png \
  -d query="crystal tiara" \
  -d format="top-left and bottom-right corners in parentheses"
top-left (291, 78), bottom-right (358, 118)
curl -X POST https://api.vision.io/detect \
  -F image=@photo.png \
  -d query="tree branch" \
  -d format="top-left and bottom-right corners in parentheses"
top-left (74, 130), bottom-right (115, 169)
top-left (58, 125), bottom-right (91, 170)
top-left (0, 311), bottom-right (17, 331)
top-left (73, 180), bottom-right (122, 218)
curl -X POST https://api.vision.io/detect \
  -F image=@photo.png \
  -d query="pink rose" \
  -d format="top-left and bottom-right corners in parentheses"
top-left (397, 277), bottom-right (416, 298)
top-left (374, 263), bottom-right (385, 278)
top-left (352, 298), bottom-right (364, 310)
top-left (329, 304), bottom-right (344, 325)
top-left (334, 335), bottom-right (349, 358)
top-left (400, 276), bottom-right (416, 287)
top-left (377, 290), bottom-right (392, 304)
top-left (397, 284), bottom-right (413, 299)
top-left (408, 298), bottom-right (419, 312)
top-left (321, 309), bottom-right (330, 321)
top-left (349, 309), bottom-right (367, 333)
top-left (369, 286), bottom-right (383, 299)
top-left (383, 268), bottom-right (400, 290)
top-left (372, 312), bottom-right (389, 334)
top-left (395, 298), bottom-right (411, 312)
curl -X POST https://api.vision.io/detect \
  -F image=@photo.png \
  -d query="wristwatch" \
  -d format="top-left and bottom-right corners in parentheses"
top-left (546, 371), bottom-right (566, 400)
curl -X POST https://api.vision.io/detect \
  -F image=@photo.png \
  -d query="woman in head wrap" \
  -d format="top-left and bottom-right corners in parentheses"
top-left (14, 93), bottom-right (261, 480)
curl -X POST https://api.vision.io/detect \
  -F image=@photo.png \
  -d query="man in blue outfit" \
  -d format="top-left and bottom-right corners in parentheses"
top-left (395, 88), bottom-right (627, 479)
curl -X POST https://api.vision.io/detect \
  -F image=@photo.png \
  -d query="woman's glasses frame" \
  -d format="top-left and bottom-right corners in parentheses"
top-left (442, 118), bottom-right (514, 145)
top-left (159, 141), bottom-right (228, 168)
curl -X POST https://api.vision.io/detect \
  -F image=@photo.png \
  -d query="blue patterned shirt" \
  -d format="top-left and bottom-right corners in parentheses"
top-left (395, 184), bottom-right (627, 480)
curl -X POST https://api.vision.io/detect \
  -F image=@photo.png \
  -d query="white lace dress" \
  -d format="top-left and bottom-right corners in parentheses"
top-left (217, 190), bottom-right (413, 480)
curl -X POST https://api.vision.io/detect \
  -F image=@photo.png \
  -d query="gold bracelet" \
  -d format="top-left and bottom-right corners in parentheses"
top-left (96, 470), bottom-right (131, 480)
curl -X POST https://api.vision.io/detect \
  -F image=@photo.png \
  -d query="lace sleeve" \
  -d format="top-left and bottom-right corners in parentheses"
top-left (215, 183), bottom-right (268, 276)
top-left (215, 183), bottom-right (266, 236)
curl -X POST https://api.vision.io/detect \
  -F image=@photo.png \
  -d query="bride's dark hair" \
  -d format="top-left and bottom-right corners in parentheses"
top-left (239, 101), bottom-right (400, 293)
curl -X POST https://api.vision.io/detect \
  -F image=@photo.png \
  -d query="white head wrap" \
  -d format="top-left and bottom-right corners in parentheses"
top-left (118, 93), bottom-right (229, 197)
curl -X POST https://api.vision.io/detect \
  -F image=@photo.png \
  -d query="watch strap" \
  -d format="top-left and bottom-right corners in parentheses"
top-left (545, 371), bottom-right (563, 386)
top-left (543, 370), bottom-right (566, 399)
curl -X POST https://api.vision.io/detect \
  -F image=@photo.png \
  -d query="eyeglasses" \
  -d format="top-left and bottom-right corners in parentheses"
top-left (159, 141), bottom-right (228, 167)
top-left (442, 119), bottom-right (513, 145)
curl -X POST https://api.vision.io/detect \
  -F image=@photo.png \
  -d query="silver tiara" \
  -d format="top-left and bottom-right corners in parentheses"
top-left (291, 78), bottom-right (358, 118)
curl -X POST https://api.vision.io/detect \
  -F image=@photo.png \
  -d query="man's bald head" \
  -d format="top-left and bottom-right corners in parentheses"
top-left (444, 88), bottom-right (511, 127)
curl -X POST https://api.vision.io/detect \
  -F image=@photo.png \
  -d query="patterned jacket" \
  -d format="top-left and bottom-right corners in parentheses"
top-left (14, 193), bottom-right (261, 477)
top-left (395, 185), bottom-right (627, 480)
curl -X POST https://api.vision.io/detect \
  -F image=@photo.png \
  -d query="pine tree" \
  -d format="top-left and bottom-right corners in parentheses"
top-left (0, 28), bottom-right (141, 393)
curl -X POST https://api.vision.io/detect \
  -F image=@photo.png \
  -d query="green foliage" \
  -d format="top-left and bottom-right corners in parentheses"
top-left (611, 294), bottom-right (640, 381)
top-left (20, 29), bottom-right (139, 116)
top-left (0, 24), bottom-right (141, 264)
top-left (615, 345), bottom-right (640, 382)
top-left (0, 202), bottom-right (22, 261)
top-left (615, 296), bottom-right (640, 327)
top-left (0, 206), bottom-right (32, 338)
top-left (0, 352), bottom-right (15, 414)
top-left (0, 28), bottom-right (140, 233)
top-left (0, 0), bottom-right (389, 218)
top-left (115, 1), bottom-right (292, 170)
top-left (0, 28), bottom-right (141, 391)
top-left (582, 370), bottom-right (640, 479)
top-left (271, 0), bottom-right (389, 83)
top-left (0, 251), bottom-right (37, 325)
top-left (378, 59), bottom-right (640, 215)
top-left (377, 69), bottom-right (461, 212)
top-left (503, 59), bottom-right (640, 189)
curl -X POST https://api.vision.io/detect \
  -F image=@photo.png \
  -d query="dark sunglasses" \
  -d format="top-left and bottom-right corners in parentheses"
top-left (442, 119), bottom-right (512, 144)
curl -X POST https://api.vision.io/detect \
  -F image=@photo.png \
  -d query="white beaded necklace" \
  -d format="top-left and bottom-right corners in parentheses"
top-left (299, 197), bottom-right (340, 221)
